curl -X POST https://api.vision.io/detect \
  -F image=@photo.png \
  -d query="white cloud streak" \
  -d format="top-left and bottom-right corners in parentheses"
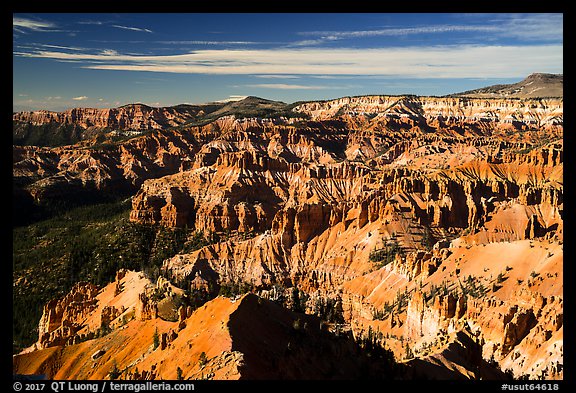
top-left (72, 96), bottom-right (88, 100)
top-left (300, 25), bottom-right (501, 39)
top-left (37, 43), bottom-right (87, 51)
top-left (77, 20), bottom-right (106, 25)
top-left (13, 17), bottom-right (56, 33)
top-left (215, 95), bottom-right (248, 103)
top-left (157, 40), bottom-right (261, 45)
top-left (99, 49), bottom-right (120, 56)
top-left (297, 15), bottom-right (562, 45)
top-left (16, 45), bottom-right (562, 79)
top-left (112, 25), bottom-right (153, 33)
top-left (491, 13), bottom-right (563, 41)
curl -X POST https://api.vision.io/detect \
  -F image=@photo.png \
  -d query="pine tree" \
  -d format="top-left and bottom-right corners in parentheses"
top-left (198, 351), bottom-right (207, 367)
top-left (153, 327), bottom-right (160, 350)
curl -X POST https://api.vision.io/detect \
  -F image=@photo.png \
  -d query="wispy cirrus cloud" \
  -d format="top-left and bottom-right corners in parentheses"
top-left (487, 13), bottom-right (563, 41)
top-left (291, 25), bottom-right (502, 47)
top-left (35, 43), bottom-right (87, 51)
top-left (13, 16), bottom-right (57, 34)
top-left (13, 95), bottom-right (94, 112)
top-left (15, 44), bottom-right (563, 79)
top-left (157, 40), bottom-right (261, 45)
top-left (288, 38), bottom-right (336, 47)
top-left (294, 14), bottom-right (562, 46)
top-left (72, 96), bottom-right (88, 101)
top-left (112, 25), bottom-right (153, 33)
top-left (299, 25), bottom-right (500, 40)
top-left (99, 49), bottom-right (120, 56)
top-left (215, 95), bottom-right (248, 103)
top-left (77, 20), bottom-right (106, 25)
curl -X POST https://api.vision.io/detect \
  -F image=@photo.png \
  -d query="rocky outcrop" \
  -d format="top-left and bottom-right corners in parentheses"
top-left (14, 95), bottom-right (562, 206)
top-left (405, 290), bottom-right (466, 345)
top-left (100, 306), bottom-right (122, 328)
top-left (13, 104), bottom-right (205, 131)
top-left (293, 95), bottom-right (563, 129)
top-left (135, 293), bottom-right (158, 321)
top-left (458, 283), bottom-right (563, 379)
top-left (14, 293), bottom-right (409, 380)
top-left (501, 308), bottom-right (537, 356)
top-left (14, 90), bottom-right (563, 380)
top-left (37, 282), bottom-right (100, 349)
top-left (452, 73), bottom-right (563, 99)
top-left (33, 270), bottom-right (157, 351)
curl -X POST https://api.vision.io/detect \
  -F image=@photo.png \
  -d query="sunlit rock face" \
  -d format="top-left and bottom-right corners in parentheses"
top-left (13, 89), bottom-right (563, 380)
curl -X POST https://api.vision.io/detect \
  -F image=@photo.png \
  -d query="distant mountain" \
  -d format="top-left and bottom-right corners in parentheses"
top-left (12, 97), bottom-right (291, 147)
top-left (203, 96), bottom-right (290, 121)
top-left (12, 103), bottom-right (213, 147)
top-left (13, 73), bottom-right (563, 149)
top-left (450, 73), bottom-right (563, 99)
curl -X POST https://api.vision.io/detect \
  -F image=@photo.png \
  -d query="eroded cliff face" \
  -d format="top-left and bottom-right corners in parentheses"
top-left (13, 104), bottom-right (204, 131)
top-left (293, 95), bottom-right (563, 127)
top-left (14, 95), bottom-right (563, 380)
top-left (29, 271), bottom-right (152, 351)
top-left (15, 277), bottom-right (404, 380)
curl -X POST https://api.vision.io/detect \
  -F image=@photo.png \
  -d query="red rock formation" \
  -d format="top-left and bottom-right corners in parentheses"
top-left (405, 290), bottom-right (465, 344)
top-left (135, 293), bottom-right (158, 321)
top-left (37, 282), bottom-right (99, 349)
top-left (13, 104), bottom-right (204, 131)
top-left (14, 93), bottom-right (563, 380)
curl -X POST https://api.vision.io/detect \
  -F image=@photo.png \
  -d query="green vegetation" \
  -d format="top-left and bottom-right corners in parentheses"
top-left (372, 287), bottom-right (413, 321)
top-left (354, 326), bottom-right (398, 375)
top-left (13, 183), bottom-right (134, 228)
top-left (198, 352), bottom-right (208, 367)
top-left (153, 328), bottom-right (160, 350)
top-left (88, 130), bottom-right (153, 151)
top-left (98, 319), bottom-right (112, 338)
top-left (290, 286), bottom-right (308, 314)
top-left (218, 281), bottom-right (253, 298)
top-left (393, 288), bottom-right (411, 313)
top-left (421, 227), bottom-right (435, 251)
top-left (373, 276), bottom-right (489, 321)
top-left (176, 97), bottom-right (307, 128)
top-left (13, 199), bottom-right (215, 353)
top-left (13, 121), bottom-right (85, 147)
top-left (108, 361), bottom-right (121, 380)
top-left (312, 296), bottom-right (345, 324)
top-left (369, 238), bottom-right (403, 267)
top-left (404, 342), bottom-right (414, 360)
top-left (425, 280), bottom-right (451, 301)
top-left (459, 275), bottom-right (489, 299)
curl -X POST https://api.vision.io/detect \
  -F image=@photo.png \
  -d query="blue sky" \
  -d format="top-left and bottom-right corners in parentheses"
top-left (13, 13), bottom-right (563, 111)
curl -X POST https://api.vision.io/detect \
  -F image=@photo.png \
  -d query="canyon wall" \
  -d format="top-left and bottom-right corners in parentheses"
top-left (14, 94), bottom-right (563, 380)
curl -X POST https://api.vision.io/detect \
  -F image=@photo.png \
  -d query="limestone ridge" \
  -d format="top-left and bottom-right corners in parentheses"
top-left (14, 96), bottom-right (562, 202)
top-left (12, 97), bottom-right (291, 147)
top-left (449, 73), bottom-right (563, 99)
top-left (13, 80), bottom-right (563, 380)
top-left (13, 104), bottom-right (200, 131)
